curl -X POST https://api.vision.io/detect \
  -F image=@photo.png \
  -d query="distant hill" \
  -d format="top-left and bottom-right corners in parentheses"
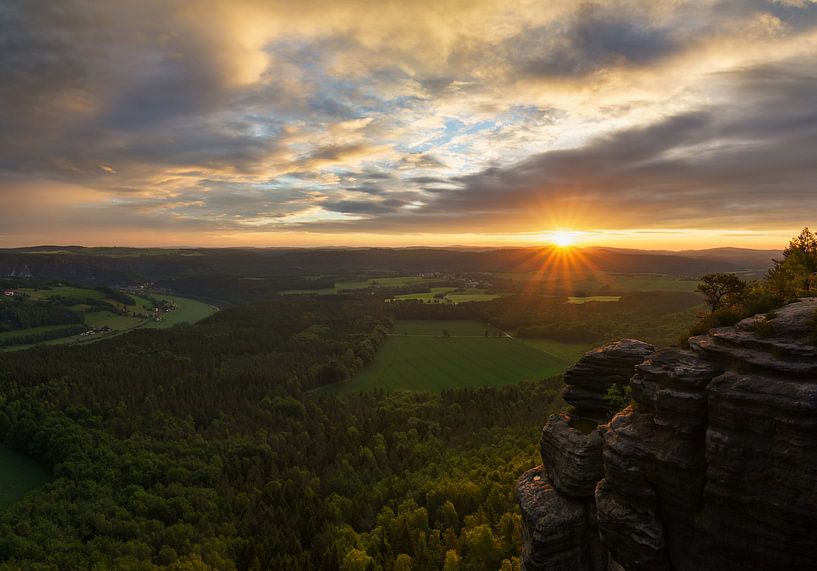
top-left (675, 247), bottom-right (779, 269)
top-left (0, 245), bottom-right (746, 285)
top-left (588, 246), bottom-right (777, 271)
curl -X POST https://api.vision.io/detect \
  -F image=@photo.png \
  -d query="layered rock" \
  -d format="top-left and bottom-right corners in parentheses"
top-left (517, 339), bottom-right (653, 570)
top-left (539, 414), bottom-right (604, 498)
top-left (518, 298), bottom-right (817, 570)
top-left (562, 339), bottom-right (655, 422)
top-left (517, 466), bottom-right (605, 571)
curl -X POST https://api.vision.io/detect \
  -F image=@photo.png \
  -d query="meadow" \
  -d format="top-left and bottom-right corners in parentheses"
top-left (568, 295), bottom-right (621, 304)
top-left (144, 294), bottom-right (217, 328)
top-left (0, 447), bottom-right (50, 510)
top-left (3, 287), bottom-right (217, 350)
top-left (328, 319), bottom-right (591, 393)
top-left (493, 271), bottom-right (700, 293)
top-left (282, 275), bottom-right (428, 295)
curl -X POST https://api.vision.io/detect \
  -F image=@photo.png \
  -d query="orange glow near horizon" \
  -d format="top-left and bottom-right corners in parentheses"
top-left (0, 226), bottom-right (795, 251)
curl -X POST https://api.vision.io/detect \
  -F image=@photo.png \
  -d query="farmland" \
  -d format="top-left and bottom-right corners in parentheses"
top-left (327, 319), bottom-right (591, 393)
top-left (492, 271), bottom-right (700, 293)
top-left (568, 295), bottom-right (621, 304)
top-left (144, 294), bottom-right (217, 328)
top-left (282, 275), bottom-right (428, 295)
top-left (1, 285), bottom-right (217, 350)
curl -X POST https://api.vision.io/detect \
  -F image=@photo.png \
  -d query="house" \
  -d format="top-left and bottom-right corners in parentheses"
top-left (3, 289), bottom-right (15, 297)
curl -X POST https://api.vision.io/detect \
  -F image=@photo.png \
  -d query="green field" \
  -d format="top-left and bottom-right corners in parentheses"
top-left (0, 447), bottom-right (50, 510)
top-left (494, 271), bottom-right (699, 293)
top-left (390, 288), bottom-right (506, 304)
top-left (144, 294), bottom-right (217, 328)
top-left (568, 295), bottom-right (621, 304)
top-left (3, 290), bottom-right (217, 350)
top-left (517, 339), bottom-right (591, 362)
top-left (19, 286), bottom-right (107, 301)
top-left (0, 324), bottom-right (77, 342)
top-left (283, 275), bottom-right (429, 295)
top-left (328, 320), bottom-right (591, 393)
top-left (446, 292), bottom-right (504, 303)
top-left (391, 287), bottom-right (458, 302)
top-left (84, 310), bottom-right (144, 329)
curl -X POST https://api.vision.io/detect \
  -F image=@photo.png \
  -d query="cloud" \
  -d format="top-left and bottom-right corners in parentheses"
top-left (1, 0), bottom-right (817, 246)
top-left (289, 59), bottom-right (817, 234)
top-left (507, 3), bottom-right (682, 79)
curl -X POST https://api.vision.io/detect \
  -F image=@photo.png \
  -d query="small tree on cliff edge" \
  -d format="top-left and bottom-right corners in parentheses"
top-left (697, 273), bottom-right (748, 313)
top-left (767, 227), bottom-right (817, 298)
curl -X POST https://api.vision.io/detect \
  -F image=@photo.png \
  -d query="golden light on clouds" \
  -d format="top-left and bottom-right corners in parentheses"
top-left (1, 0), bottom-right (817, 248)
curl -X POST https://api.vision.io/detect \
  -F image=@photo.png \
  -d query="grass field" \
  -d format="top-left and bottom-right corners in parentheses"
top-left (19, 286), bottom-right (107, 301)
top-left (568, 295), bottom-right (621, 304)
top-left (0, 447), bottom-right (49, 510)
top-left (446, 292), bottom-right (504, 303)
top-left (0, 324), bottom-right (76, 342)
top-left (392, 287), bottom-right (459, 302)
top-left (494, 272), bottom-right (699, 293)
top-left (84, 310), bottom-right (144, 329)
top-left (144, 294), bottom-right (217, 328)
top-left (3, 291), bottom-right (217, 351)
top-left (393, 320), bottom-right (502, 336)
top-left (326, 320), bottom-right (591, 393)
top-left (517, 339), bottom-right (591, 362)
top-left (390, 289), bottom-right (506, 304)
top-left (283, 275), bottom-right (430, 295)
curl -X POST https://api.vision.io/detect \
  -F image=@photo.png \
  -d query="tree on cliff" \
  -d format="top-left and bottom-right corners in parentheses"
top-left (696, 273), bottom-right (748, 312)
top-left (767, 227), bottom-right (817, 298)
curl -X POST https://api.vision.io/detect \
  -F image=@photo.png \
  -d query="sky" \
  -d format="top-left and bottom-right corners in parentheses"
top-left (1, 0), bottom-right (817, 249)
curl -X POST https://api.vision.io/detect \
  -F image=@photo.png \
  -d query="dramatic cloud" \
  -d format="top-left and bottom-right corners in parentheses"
top-left (1, 0), bottom-right (817, 247)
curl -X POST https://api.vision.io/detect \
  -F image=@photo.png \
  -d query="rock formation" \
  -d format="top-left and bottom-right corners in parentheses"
top-left (517, 299), bottom-right (817, 570)
top-left (562, 339), bottom-right (655, 423)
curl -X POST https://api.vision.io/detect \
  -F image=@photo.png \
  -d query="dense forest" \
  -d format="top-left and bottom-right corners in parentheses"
top-left (0, 297), bottom-right (560, 569)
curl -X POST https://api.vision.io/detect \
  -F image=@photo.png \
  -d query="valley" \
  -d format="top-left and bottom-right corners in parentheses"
top-left (0, 243), bottom-right (805, 569)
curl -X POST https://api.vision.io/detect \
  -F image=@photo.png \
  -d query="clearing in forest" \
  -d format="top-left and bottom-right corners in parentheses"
top-left (330, 320), bottom-right (591, 392)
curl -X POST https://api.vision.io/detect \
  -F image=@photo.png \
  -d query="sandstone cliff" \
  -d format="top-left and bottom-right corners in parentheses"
top-left (517, 299), bottom-right (817, 570)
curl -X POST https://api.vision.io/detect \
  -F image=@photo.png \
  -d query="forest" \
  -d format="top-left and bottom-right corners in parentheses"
top-left (0, 296), bottom-right (561, 569)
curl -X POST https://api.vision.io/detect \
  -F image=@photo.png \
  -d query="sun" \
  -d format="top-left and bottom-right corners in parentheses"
top-left (551, 231), bottom-right (577, 248)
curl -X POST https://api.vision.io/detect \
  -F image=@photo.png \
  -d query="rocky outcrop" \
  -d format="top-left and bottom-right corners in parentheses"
top-left (517, 298), bottom-right (817, 570)
top-left (517, 466), bottom-right (606, 571)
top-left (562, 339), bottom-right (655, 422)
top-left (517, 339), bottom-right (653, 570)
top-left (540, 414), bottom-right (604, 498)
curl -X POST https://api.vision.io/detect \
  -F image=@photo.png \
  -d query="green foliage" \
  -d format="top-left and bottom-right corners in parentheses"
top-left (603, 384), bottom-right (632, 419)
top-left (0, 447), bottom-right (50, 509)
top-left (696, 273), bottom-right (748, 313)
top-left (95, 286), bottom-right (135, 306)
top-left (683, 230), bottom-right (814, 344)
top-left (753, 319), bottom-right (775, 338)
top-left (0, 323), bottom-right (88, 347)
top-left (767, 227), bottom-right (817, 299)
top-left (0, 297), bottom-right (562, 568)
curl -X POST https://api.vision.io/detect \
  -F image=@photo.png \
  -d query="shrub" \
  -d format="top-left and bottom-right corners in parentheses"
top-left (603, 384), bottom-right (632, 419)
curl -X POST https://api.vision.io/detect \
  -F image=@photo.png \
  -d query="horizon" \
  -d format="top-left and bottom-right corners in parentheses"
top-left (0, 242), bottom-right (785, 253)
top-left (2, 1), bottom-right (816, 248)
